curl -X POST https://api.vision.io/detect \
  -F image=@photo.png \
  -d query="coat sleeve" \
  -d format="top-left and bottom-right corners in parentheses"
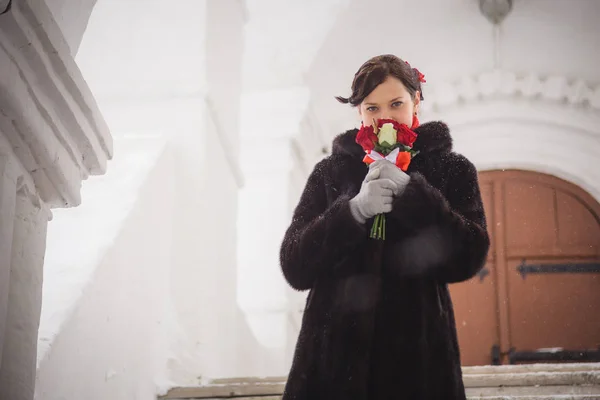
top-left (280, 160), bottom-right (368, 291)
top-left (386, 155), bottom-right (490, 283)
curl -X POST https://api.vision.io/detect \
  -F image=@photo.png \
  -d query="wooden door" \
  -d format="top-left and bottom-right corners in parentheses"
top-left (450, 180), bottom-right (499, 366)
top-left (450, 170), bottom-right (600, 366)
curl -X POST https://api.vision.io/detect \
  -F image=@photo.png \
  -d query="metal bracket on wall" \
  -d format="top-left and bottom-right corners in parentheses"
top-left (476, 267), bottom-right (490, 283)
top-left (517, 259), bottom-right (600, 279)
top-left (0, 0), bottom-right (12, 15)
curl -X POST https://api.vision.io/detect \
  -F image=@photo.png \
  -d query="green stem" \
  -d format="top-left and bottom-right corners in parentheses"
top-left (371, 214), bottom-right (383, 239)
top-left (370, 215), bottom-right (377, 238)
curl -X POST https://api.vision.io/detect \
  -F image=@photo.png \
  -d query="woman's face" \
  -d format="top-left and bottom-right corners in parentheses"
top-left (358, 76), bottom-right (420, 128)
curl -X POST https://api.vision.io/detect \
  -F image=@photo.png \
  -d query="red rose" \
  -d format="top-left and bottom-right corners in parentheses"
top-left (376, 118), bottom-right (403, 131)
top-left (397, 124), bottom-right (418, 147)
top-left (355, 124), bottom-right (377, 151)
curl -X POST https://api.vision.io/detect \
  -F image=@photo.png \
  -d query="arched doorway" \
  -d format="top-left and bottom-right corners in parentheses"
top-left (450, 170), bottom-right (600, 366)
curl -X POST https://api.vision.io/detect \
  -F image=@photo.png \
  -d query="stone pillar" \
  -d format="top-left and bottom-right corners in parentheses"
top-left (237, 87), bottom-right (329, 374)
top-left (237, 134), bottom-right (298, 370)
top-left (0, 0), bottom-right (112, 398)
top-left (0, 155), bottom-right (16, 370)
top-left (0, 185), bottom-right (50, 400)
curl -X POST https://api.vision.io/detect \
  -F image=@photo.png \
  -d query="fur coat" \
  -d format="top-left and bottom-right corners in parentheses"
top-left (279, 121), bottom-right (490, 400)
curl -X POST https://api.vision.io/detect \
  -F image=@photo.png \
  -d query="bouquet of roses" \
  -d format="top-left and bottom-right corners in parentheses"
top-left (355, 118), bottom-right (419, 239)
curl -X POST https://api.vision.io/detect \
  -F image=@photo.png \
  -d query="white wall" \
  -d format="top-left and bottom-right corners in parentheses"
top-left (36, 139), bottom-right (174, 400)
top-left (37, 0), bottom-right (269, 395)
top-left (236, 88), bottom-right (317, 375)
top-left (433, 99), bottom-right (600, 204)
top-left (500, 0), bottom-right (600, 82)
top-left (44, 0), bottom-right (98, 55)
top-left (165, 100), bottom-right (240, 383)
top-left (38, 136), bottom-right (168, 365)
top-left (37, 99), bottom-right (269, 397)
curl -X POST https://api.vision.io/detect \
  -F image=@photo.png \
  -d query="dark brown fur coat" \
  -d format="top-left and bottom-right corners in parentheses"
top-left (280, 121), bottom-right (490, 400)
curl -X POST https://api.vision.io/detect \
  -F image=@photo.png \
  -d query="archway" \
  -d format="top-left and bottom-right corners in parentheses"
top-left (451, 170), bottom-right (600, 366)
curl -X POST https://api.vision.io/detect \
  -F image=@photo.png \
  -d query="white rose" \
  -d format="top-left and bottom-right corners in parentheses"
top-left (378, 123), bottom-right (397, 146)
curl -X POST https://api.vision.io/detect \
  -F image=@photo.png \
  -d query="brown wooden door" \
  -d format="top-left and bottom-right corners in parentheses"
top-left (450, 180), bottom-right (499, 366)
top-left (450, 170), bottom-right (600, 366)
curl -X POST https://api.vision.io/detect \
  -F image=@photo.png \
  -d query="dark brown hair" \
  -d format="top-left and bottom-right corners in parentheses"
top-left (336, 54), bottom-right (424, 107)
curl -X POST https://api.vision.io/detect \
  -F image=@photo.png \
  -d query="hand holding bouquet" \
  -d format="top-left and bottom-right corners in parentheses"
top-left (355, 118), bottom-right (419, 239)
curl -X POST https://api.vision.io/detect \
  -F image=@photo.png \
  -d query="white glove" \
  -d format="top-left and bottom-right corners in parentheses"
top-left (349, 168), bottom-right (397, 224)
top-left (367, 160), bottom-right (410, 196)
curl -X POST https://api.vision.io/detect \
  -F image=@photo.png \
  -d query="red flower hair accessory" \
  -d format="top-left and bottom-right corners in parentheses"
top-left (404, 60), bottom-right (426, 83)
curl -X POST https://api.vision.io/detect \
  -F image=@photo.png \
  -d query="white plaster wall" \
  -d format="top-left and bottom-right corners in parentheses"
top-left (165, 100), bottom-right (240, 383)
top-left (206, 0), bottom-right (245, 157)
top-left (233, 309), bottom-right (287, 378)
top-left (37, 101), bottom-right (266, 398)
top-left (38, 136), bottom-right (169, 365)
top-left (500, 0), bottom-right (600, 82)
top-left (37, 0), bottom-right (274, 391)
top-left (235, 88), bottom-right (316, 376)
top-left (44, 0), bottom-right (98, 55)
top-left (242, 0), bottom-right (349, 91)
top-left (74, 0), bottom-right (208, 111)
top-left (36, 140), bottom-right (174, 400)
top-left (431, 99), bottom-right (600, 204)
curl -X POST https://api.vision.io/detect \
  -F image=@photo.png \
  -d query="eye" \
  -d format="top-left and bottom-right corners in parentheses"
top-left (392, 101), bottom-right (403, 108)
top-left (366, 106), bottom-right (378, 112)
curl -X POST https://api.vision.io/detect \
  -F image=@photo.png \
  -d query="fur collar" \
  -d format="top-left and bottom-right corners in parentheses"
top-left (331, 121), bottom-right (453, 158)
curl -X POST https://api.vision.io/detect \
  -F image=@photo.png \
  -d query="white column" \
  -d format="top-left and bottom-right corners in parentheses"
top-left (0, 186), bottom-right (50, 400)
top-left (205, 0), bottom-right (246, 158)
top-left (237, 87), bottom-right (323, 374)
top-left (0, 155), bottom-right (17, 370)
top-left (0, 1), bottom-right (112, 398)
top-left (238, 136), bottom-right (297, 311)
top-left (237, 137), bottom-right (297, 362)
top-left (167, 0), bottom-right (246, 381)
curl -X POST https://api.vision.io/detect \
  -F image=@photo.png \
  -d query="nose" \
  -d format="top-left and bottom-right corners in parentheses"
top-left (380, 111), bottom-right (393, 120)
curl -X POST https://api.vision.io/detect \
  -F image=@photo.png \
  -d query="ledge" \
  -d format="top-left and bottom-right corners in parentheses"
top-left (160, 363), bottom-right (600, 399)
top-left (0, 0), bottom-right (112, 208)
top-left (422, 69), bottom-right (600, 114)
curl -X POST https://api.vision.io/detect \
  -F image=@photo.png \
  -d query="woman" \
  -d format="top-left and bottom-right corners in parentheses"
top-left (279, 54), bottom-right (490, 399)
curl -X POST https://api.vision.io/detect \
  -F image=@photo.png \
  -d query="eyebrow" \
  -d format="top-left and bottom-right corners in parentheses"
top-left (364, 97), bottom-right (404, 106)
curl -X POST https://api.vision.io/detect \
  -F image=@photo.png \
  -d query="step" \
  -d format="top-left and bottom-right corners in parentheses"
top-left (464, 363), bottom-right (600, 397)
top-left (160, 364), bottom-right (600, 399)
top-left (161, 377), bottom-right (284, 399)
